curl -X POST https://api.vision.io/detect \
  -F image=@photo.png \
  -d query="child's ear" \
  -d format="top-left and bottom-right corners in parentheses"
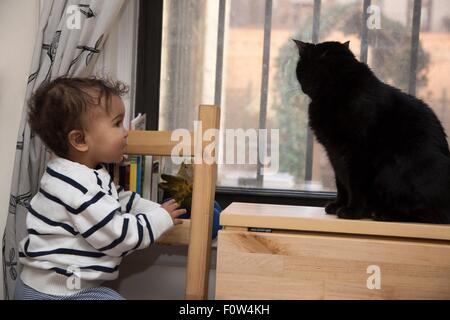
top-left (68, 130), bottom-right (89, 152)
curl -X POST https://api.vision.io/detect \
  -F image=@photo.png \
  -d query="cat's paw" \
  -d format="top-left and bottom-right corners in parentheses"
top-left (336, 207), bottom-right (362, 220)
top-left (325, 201), bottom-right (343, 215)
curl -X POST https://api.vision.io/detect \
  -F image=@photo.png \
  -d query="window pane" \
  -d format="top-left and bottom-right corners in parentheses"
top-left (159, 0), bottom-right (450, 192)
top-left (269, 0), bottom-right (365, 192)
top-left (159, 0), bottom-right (216, 176)
top-left (219, 0), bottom-right (265, 188)
top-left (159, 0), bottom-right (210, 132)
top-left (414, 0), bottom-right (450, 141)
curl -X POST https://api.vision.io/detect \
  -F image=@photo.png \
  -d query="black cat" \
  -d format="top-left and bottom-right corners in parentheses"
top-left (293, 40), bottom-right (450, 223)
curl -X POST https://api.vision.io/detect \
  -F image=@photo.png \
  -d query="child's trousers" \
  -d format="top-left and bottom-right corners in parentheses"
top-left (14, 276), bottom-right (124, 300)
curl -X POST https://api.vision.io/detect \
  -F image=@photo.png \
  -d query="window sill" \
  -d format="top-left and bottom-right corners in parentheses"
top-left (215, 186), bottom-right (335, 208)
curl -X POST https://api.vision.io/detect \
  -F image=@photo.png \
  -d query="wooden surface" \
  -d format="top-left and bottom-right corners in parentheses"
top-left (185, 105), bottom-right (220, 300)
top-left (156, 219), bottom-right (190, 246)
top-left (220, 202), bottom-right (450, 241)
top-left (216, 229), bottom-right (450, 300)
top-left (125, 130), bottom-right (194, 156)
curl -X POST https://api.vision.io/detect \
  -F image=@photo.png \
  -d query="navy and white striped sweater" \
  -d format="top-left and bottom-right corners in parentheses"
top-left (19, 155), bottom-right (174, 296)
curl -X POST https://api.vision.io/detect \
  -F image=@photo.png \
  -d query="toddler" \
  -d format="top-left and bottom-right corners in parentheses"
top-left (15, 77), bottom-right (185, 300)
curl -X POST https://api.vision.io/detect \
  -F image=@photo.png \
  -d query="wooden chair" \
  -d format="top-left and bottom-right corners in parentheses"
top-left (124, 105), bottom-right (220, 300)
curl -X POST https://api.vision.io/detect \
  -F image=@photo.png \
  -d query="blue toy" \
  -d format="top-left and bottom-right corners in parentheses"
top-left (164, 198), bottom-right (222, 239)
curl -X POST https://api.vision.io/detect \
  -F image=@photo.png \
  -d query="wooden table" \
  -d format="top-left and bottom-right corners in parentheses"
top-left (215, 202), bottom-right (450, 299)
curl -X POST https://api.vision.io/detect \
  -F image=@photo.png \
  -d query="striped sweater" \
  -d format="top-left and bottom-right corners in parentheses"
top-left (19, 155), bottom-right (174, 296)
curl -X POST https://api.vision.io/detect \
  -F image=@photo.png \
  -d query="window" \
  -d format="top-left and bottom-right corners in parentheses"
top-left (139, 0), bottom-right (450, 202)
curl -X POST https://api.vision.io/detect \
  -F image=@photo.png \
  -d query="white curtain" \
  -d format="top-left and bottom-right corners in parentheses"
top-left (2, 0), bottom-right (126, 299)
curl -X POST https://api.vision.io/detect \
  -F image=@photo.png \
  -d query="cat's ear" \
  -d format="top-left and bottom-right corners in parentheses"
top-left (292, 39), bottom-right (309, 56)
top-left (343, 41), bottom-right (350, 48)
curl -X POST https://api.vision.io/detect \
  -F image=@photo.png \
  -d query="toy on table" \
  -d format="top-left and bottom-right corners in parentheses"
top-left (158, 162), bottom-right (222, 239)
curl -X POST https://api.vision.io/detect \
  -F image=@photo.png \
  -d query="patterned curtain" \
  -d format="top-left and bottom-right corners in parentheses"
top-left (2, 0), bottom-right (126, 299)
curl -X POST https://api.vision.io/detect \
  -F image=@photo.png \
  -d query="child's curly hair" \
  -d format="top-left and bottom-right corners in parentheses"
top-left (28, 76), bottom-right (129, 158)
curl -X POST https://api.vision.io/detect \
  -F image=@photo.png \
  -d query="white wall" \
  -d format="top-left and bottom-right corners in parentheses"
top-left (0, 0), bottom-right (40, 299)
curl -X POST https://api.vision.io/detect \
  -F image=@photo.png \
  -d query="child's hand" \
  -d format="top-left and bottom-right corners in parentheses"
top-left (161, 199), bottom-right (186, 225)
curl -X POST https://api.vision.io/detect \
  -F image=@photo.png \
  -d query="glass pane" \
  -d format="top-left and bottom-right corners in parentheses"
top-left (219, 0), bottom-right (265, 188)
top-left (160, 0), bottom-right (213, 132)
top-left (159, 0), bottom-right (450, 192)
top-left (159, 0), bottom-right (218, 176)
top-left (414, 0), bottom-right (450, 140)
top-left (269, 0), bottom-right (365, 192)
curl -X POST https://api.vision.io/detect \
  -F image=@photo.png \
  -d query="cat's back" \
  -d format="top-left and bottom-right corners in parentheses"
top-left (374, 83), bottom-right (450, 157)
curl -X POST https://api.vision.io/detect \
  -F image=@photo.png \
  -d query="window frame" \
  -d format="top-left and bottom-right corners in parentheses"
top-left (135, 0), bottom-right (164, 131)
top-left (135, 0), bottom-right (424, 208)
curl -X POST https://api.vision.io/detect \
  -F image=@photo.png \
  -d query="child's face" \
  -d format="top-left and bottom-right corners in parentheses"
top-left (85, 95), bottom-right (128, 165)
